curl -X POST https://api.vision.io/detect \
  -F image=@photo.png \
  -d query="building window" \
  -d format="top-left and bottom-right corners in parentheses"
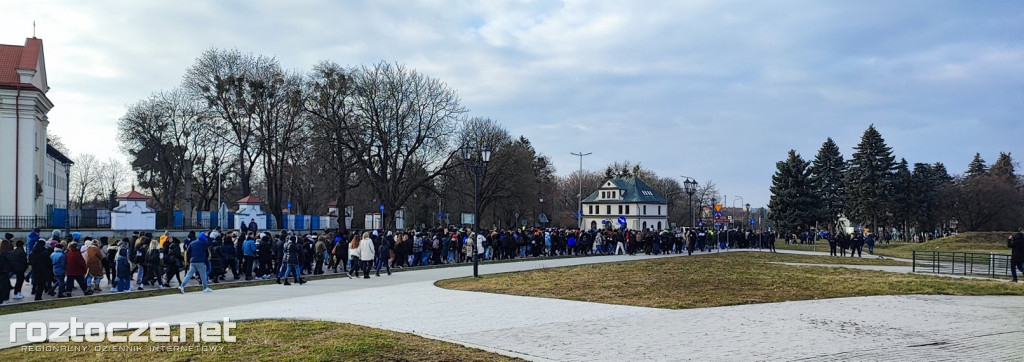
top-left (606, 205), bottom-right (611, 215)
top-left (589, 205), bottom-right (593, 215)
top-left (658, 206), bottom-right (661, 215)
top-left (643, 205), bottom-right (647, 215)
top-left (625, 205), bottom-right (630, 215)
top-left (618, 205), bottom-right (623, 215)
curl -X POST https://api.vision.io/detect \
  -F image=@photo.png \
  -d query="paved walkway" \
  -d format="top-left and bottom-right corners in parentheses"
top-left (2, 250), bottom-right (1022, 361)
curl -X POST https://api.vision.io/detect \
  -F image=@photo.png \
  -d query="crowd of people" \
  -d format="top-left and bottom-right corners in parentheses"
top-left (0, 224), bottom-right (785, 305)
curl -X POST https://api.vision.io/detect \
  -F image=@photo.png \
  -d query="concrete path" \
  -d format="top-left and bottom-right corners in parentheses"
top-left (2, 250), bottom-right (1021, 361)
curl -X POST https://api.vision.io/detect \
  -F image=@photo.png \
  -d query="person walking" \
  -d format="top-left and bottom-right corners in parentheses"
top-left (9, 240), bottom-right (28, 300)
top-left (64, 242), bottom-right (92, 296)
top-left (347, 236), bottom-right (361, 278)
top-left (376, 232), bottom-right (391, 277)
top-left (28, 241), bottom-right (52, 301)
top-left (115, 242), bottom-right (132, 292)
top-left (827, 233), bottom-right (838, 256)
top-left (162, 238), bottom-right (184, 288)
top-left (1007, 232), bottom-right (1024, 282)
top-left (850, 232), bottom-right (864, 258)
top-left (179, 232), bottom-right (213, 294)
top-left (359, 232), bottom-right (376, 279)
top-left (865, 232), bottom-right (877, 255)
top-left (85, 240), bottom-right (105, 293)
top-left (144, 239), bottom-right (163, 288)
top-left (241, 233), bottom-right (257, 280)
top-left (278, 236), bottom-right (304, 285)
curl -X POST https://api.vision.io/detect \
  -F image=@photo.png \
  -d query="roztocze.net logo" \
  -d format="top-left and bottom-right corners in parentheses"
top-left (10, 318), bottom-right (237, 343)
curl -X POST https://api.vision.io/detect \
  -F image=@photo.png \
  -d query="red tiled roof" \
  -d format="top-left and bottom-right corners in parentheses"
top-left (0, 38), bottom-right (41, 87)
top-left (238, 195), bottom-right (262, 204)
top-left (116, 190), bottom-right (151, 200)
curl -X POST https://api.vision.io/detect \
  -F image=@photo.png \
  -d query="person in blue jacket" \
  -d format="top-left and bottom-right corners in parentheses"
top-left (179, 232), bottom-right (213, 294)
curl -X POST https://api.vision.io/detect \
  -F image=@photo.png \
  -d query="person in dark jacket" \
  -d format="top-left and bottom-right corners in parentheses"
top-left (9, 240), bottom-right (28, 300)
top-left (222, 237), bottom-right (238, 279)
top-left (259, 235), bottom-right (275, 279)
top-left (28, 241), bottom-right (53, 301)
top-left (0, 238), bottom-right (12, 304)
top-left (1008, 232), bottom-right (1024, 282)
top-left (144, 240), bottom-right (163, 288)
top-left (850, 232), bottom-right (864, 258)
top-left (209, 237), bottom-right (225, 283)
top-left (376, 234), bottom-right (391, 277)
top-left (162, 238), bottom-right (183, 287)
top-left (115, 242), bottom-right (132, 292)
top-left (248, 219), bottom-right (258, 234)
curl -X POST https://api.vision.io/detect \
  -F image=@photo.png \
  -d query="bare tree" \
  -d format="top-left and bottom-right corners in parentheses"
top-left (69, 153), bottom-right (100, 208)
top-left (96, 158), bottom-right (129, 209)
top-left (337, 62), bottom-right (467, 230)
top-left (118, 89), bottom-right (209, 225)
top-left (183, 48), bottom-right (276, 197)
top-left (304, 61), bottom-right (362, 228)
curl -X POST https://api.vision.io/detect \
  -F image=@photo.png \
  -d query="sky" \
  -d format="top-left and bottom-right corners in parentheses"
top-left (2, 0), bottom-right (1022, 208)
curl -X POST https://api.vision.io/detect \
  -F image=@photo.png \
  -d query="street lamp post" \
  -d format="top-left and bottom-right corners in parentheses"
top-left (682, 177), bottom-right (697, 229)
top-left (461, 145), bottom-right (491, 278)
top-left (570, 151), bottom-right (591, 230)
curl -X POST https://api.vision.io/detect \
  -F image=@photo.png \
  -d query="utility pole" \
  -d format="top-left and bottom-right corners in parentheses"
top-left (570, 152), bottom-right (592, 230)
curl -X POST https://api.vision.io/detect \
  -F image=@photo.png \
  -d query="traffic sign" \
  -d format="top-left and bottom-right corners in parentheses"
top-left (714, 204), bottom-right (722, 212)
top-left (713, 212), bottom-right (722, 218)
top-left (287, 202), bottom-right (292, 209)
top-left (698, 221), bottom-right (704, 227)
top-left (749, 219), bottom-right (755, 226)
top-left (380, 204), bottom-right (385, 212)
top-left (602, 220), bottom-right (607, 225)
top-left (617, 216), bottom-right (626, 224)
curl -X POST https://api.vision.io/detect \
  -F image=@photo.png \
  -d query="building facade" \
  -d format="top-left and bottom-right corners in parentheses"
top-left (581, 176), bottom-right (669, 231)
top-left (44, 144), bottom-right (72, 212)
top-left (0, 37), bottom-right (52, 219)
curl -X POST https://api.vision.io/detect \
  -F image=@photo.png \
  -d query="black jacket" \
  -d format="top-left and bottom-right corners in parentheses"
top-left (9, 248), bottom-right (28, 273)
top-left (1008, 233), bottom-right (1024, 261)
top-left (29, 248), bottom-right (53, 283)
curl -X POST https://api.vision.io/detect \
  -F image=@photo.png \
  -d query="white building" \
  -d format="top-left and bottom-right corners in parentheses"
top-left (0, 37), bottom-right (52, 219)
top-left (110, 190), bottom-right (156, 231)
top-left (235, 195), bottom-right (268, 231)
top-left (44, 144), bottom-right (72, 212)
top-left (581, 176), bottom-right (669, 231)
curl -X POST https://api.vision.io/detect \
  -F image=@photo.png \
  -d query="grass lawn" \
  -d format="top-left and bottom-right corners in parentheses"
top-left (436, 252), bottom-right (1024, 309)
top-left (773, 232), bottom-right (1014, 260)
top-left (0, 320), bottom-right (518, 362)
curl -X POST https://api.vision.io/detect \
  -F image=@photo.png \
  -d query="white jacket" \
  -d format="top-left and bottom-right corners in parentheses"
top-left (358, 237), bottom-right (376, 261)
top-left (475, 234), bottom-right (487, 255)
top-left (348, 244), bottom-right (361, 260)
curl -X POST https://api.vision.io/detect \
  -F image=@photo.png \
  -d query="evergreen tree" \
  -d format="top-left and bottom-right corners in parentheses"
top-left (808, 138), bottom-right (845, 233)
top-left (890, 158), bottom-right (913, 240)
top-left (989, 152), bottom-right (1017, 185)
top-left (845, 125), bottom-right (897, 232)
top-left (911, 163), bottom-right (946, 236)
top-left (966, 153), bottom-right (987, 177)
top-left (769, 150), bottom-right (816, 236)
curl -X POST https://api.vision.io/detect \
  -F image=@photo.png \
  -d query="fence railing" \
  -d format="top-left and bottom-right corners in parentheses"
top-left (0, 216), bottom-right (50, 229)
top-left (912, 250), bottom-right (1014, 278)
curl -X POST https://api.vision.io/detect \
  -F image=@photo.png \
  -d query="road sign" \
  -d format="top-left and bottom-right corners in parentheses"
top-left (714, 212), bottom-right (722, 218)
top-left (715, 222), bottom-right (722, 227)
top-left (617, 216), bottom-right (626, 224)
top-left (714, 204), bottom-right (723, 212)
top-left (749, 219), bottom-right (755, 226)
top-left (287, 202), bottom-right (292, 209)
top-left (380, 204), bottom-right (385, 212)
top-left (728, 215), bottom-right (733, 221)
top-left (698, 221), bottom-right (704, 227)
top-left (602, 220), bottom-right (607, 225)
